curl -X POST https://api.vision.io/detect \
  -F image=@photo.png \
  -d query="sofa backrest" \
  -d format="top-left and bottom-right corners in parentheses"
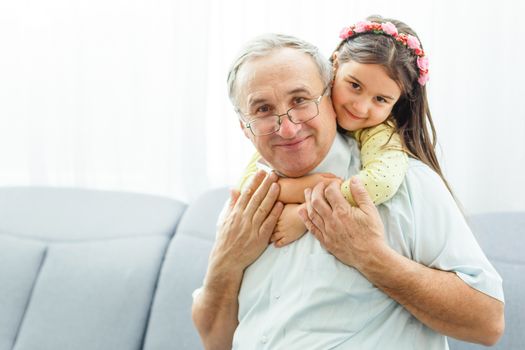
top-left (0, 187), bottom-right (186, 350)
top-left (448, 212), bottom-right (525, 350)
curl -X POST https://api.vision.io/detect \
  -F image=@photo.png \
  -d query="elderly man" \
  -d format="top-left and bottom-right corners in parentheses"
top-left (192, 34), bottom-right (504, 349)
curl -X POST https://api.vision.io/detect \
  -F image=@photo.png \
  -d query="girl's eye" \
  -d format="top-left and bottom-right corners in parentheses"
top-left (349, 82), bottom-right (360, 90)
top-left (375, 96), bottom-right (387, 103)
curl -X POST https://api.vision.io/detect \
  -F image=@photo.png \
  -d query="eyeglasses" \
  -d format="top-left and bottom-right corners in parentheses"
top-left (240, 86), bottom-right (329, 136)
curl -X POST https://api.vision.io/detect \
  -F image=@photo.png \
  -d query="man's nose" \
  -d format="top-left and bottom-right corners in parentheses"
top-left (277, 115), bottom-right (302, 138)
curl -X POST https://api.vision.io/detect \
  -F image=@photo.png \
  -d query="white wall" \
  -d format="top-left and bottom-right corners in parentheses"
top-left (0, 0), bottom-right (523, 214)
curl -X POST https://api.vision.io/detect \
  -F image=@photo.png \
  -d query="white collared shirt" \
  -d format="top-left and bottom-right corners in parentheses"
top-left (230, 132), bottom-right (504, 350)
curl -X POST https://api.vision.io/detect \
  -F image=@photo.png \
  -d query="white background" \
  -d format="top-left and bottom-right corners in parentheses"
top-left (1, 0), bottom-right (524, 215)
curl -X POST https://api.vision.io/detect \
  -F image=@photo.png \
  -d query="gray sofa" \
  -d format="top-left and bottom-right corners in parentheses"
top-left (0, 187), bottom-right (522, 350)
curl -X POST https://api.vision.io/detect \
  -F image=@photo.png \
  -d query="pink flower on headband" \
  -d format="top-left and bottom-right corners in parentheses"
top-left (406, 35), bottom-right (421, 50)
top-left (381, 22), bottom-right (398, 37)
top-left (417, 56), bottom-right (429, 72)
top-left (338, 20), bottom-right (430, 86)
top-left (418, 72), bottom-right (429, 85)
top-left (339, 26), bottom-right (354, 39)
top-left (354, 21), bottom-right (372, 33)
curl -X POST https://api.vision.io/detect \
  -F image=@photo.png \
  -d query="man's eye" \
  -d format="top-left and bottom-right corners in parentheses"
top-left (375, 96), bottom-right (387, 103)
top-left (255, 105), bottom-right (272, 114)
top-left (293, 97), bottom-right (306, 105)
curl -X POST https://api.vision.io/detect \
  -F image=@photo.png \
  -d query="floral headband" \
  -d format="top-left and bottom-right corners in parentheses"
top-left (339, 21), bottom-right (429, 86)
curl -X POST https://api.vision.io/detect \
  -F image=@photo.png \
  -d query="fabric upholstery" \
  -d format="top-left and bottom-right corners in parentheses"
top-left (0, 236), bottom-right (45, 350)
top-left (0, 187), bottom-right (186, 350)
top-left (144, 187), bottom-right (228, 350)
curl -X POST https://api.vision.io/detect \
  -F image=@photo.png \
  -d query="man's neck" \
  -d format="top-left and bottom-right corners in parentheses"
top-left (307, 132), bottom-right (358, 179)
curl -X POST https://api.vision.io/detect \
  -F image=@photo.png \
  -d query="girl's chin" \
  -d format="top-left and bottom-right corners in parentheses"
top-left (337, 120), bottom-right (359, 132)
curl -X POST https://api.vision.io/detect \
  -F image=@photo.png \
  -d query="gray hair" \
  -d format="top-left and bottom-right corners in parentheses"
top-left (227, 33), bottom-right (332, 110)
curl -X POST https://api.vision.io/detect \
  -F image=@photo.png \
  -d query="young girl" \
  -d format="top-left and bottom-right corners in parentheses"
top-left (239, 16), bottom-right (450, 247)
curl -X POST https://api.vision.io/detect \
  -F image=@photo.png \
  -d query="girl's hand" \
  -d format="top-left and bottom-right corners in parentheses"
top-left (270, 203), bottom-right (307, 247)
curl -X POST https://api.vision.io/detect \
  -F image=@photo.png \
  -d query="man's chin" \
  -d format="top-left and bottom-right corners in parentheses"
top-left (272, 158), bottom-right (317, 178)
top-left (266, 138), bottom-right (321, 176)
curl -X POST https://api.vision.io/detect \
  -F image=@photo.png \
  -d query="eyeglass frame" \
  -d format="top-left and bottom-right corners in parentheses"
top-left (238, 85), bottom-right (329, 137)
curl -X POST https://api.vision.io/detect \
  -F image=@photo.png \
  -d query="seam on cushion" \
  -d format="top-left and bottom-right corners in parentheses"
top-left (140, 233), bottom-right (212, 349)
top-left (11, 244), bottom-right (48, 350)
top-left (176, 229), bottom-right (216, 242)
top-left (0, 230), bottom-right (171, 244)
top-left (139, 235), bottom-right (172, 350)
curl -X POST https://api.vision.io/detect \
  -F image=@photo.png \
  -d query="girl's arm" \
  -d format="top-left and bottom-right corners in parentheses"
top-left (341, 122), bottom-right (408, 206)
top-left (278, 173), bottom-right (340, 204)
top-left (238, 152), bottom-right (339, 204)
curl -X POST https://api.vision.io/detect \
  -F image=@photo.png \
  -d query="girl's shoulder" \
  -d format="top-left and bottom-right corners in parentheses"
top-left (354, 120), bottom-right (396, 144)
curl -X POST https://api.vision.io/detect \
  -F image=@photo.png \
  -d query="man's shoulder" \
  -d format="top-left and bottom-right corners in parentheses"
top-left (403, 158), bottom-right (453, 203)
top-left (406, 158), bottom-right (442, 182)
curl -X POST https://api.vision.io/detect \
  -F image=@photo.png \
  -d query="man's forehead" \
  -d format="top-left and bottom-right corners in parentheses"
top-left (237, 50), bottom-right (323, 107)
top-left (245, 85), bottom-right (313, 106)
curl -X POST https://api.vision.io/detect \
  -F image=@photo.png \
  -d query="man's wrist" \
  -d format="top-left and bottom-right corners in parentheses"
top-left (354, 242), bottom-right (405, 286)
top-left (204, 256), bottom-right (244, 298)
top-left (208, 246), bottom-right (245, 280)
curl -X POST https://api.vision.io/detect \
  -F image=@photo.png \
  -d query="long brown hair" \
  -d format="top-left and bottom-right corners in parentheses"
top-left (332, 15), bottom-right (453, 195)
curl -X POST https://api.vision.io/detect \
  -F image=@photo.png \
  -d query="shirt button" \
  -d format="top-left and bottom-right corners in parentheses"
top-left (261, 335), bottom-right (268, 344)
top-left (275, 294), bottom-right (280, 299)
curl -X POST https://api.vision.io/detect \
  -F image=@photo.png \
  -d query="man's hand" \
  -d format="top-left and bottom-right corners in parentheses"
top-left (299, 177), bottom-right (385, 269)
top-left (212, 170), bottom-right (284, 273)
top-left (193, 170), bottom-right (283, 350)
top-left (299, 177), bottom-right (505, 345)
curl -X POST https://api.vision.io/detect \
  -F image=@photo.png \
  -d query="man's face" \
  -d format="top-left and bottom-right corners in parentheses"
top-left (236, 48), bottom-right (337, 178)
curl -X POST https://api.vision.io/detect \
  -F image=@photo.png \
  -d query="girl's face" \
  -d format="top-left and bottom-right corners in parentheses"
top-left (331, 59), bottom-right (402, 131)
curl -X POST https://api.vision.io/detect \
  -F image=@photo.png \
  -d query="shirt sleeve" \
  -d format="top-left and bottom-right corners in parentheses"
top-left (405, 163), bottom-right (505, 302)
top-left (341, 122), bottom-right (408, 206)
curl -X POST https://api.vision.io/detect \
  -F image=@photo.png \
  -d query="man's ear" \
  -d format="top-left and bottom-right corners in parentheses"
top-left (239, 119), bottom-right (251, 139)
top-left (331, 52), bottom-right (339, 70)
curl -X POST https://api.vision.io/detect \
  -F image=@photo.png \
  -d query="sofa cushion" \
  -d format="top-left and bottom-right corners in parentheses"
top-left (0, 187), bottom-right (187, 350)
top-left (0, 236), bottom-right (45, 350)
top-left (144, 187), bottom-right (229, 350)
top-left (12, 237), bottom-right (169, 350)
